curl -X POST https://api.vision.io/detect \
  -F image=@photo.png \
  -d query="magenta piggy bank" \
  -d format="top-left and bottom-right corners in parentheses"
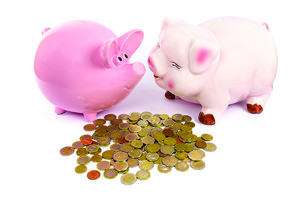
top-left (148, 17), bottom-right (278, 125)
top-left (34, 20), bottom-right (146, 121)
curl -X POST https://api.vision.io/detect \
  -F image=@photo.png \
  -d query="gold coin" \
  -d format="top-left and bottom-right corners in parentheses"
top-left (113, 161), bottom-right (129, 171)
top-left (102, 150), bottom-right (115, 159)
top-left (138, 153), bottom-right (146, 160)
top-left (107, 125), bottom-right (118, 132)
top-left (139, 160), bottom-right (154, 170)
top-left (77, 156), bottom-right (90, 165)
top-left (93, 118), bottom-right (106, 126)
top-left (163, 137), bottom-right (177, 146)
top-left (103, 169), bottom-right (118, 179)
top-left (109, 131), bottom-right (121, 140)
top-left (179, 132), bottom-right (193, 142)
top-left (159, 114), bottom-right (169, 120)
top-left (138, 129), bottom-right (150, 137)
top-left (146, 153), bottom-right (159, 161)
top-left (131, 140), bottom-right (143, 149)
top-left (83, 124), bottom-right (96, 131)
top-left (76, 148), bottom-right (88, 156)
top-left (160, 145), bottom-right (175, 155)
top-left (154, 156), bottom-right (163, 164)
top-left (183, 115), bottom-right (192, 122)
top-left (136, 170), bottom-right (150, 180)
top-left (141, 136), bottom-right (155, 144)
top-left (152, 131), bottom-right (165, 142)
top-left (60, 146), bottom-right (74, 156)
top-left (184, 144), bottom-right (194, 152)
top-left (79, 134), bottom-right (92, 141)
top-left (113, 151), bottom-right (128, 162)
top-left (104, 114), bottom-right (117, 121)
top-left (97, 161), bottom-right (110, 170)
top-left (163, 118), bottom-right (175, 126)
top-left (173, 122), bottom-right (183, 129)
top-left (204, 143), bottom-right (217, 152)
top-left (118, 167), bottom-right (130, 174)
top-left (127, 158), bottom-right (139, 168)
top-left (181, 125), bottom-right (193, 133)
top-left (185, 121), bottom-right (195, 128)
top-left (148, 116), bottom-right (161, 126)
top-left (119, 123), bottom-right (130, 130)
top-left (162, 156), bottom-right (178, 167)
top-left (188, 150), bottom-right (204, 161)
top-left (91, 154), bottom-right (103, 162)
top-left (140, 112), bottom-right (152, 120)
top-left (72, 141), bottom-right (83, 149)
top-left (137, 120), bottom-right (148, 127)
top-left (121, 173), bottom-right (137, 185)
top-left (174, 144), bottom-right (186, 152)
top-left (86, 144), bottom-right (100, 154)
top-left (120, 143), bottom-right (134, 152)
top-left (172, 114), bottom-right (183, 122)
top-left (175, 162), bottom-right (189, 172)
top-left (175, 151), bottom-right (188, 160)
top-left (129, 112), bottom-right (140, 121)
top-left (110, 143), bottom-right (122, 151)
top-left (129, 125), bottom-right (142, 133)
top-left (97, 136), bottom-right (111, 146)
top-left (146, 143), bottom-right (161, 153)
top-left (190, 160), bottom-right (205, 170)
top-left (201, 134), bottom-right (214, 141)
top-left (118, 114), bottom-right (129, 120)
top-left (128, 149), bottom-right (142, 158)
top-left (157, 164), bottom-right (172, 173)
top-left (75, 165), bottom-right (87, 174)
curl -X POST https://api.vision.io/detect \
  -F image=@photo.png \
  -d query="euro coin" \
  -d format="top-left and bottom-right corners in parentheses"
top-left (127, 158), bottom-right (139, 168)
top-left (121, 173), bottom-right (137, 185)
top-left (159, 114), bottom-right (169, 120)
top-left (139, 160), bottom-right (154, 170)
top-left (162, 156), bottom-right (178, 167)
top-left (201, 134), bottom-right (214, 141)
top-left (188, 150), bottom-right (205, 161)
top-left (163, 137), bottom-right (177, 146)
top-left (195, 140), bottom-right (207, 148)
top-left (87, 170), bottom-right (101, 180)
top-left (118, 114), bottom-right (129, 120)
top-left (83, 124), bottom-right (96, 131)
top-left (146, 143), bottom-right (161, 153)
top-left (128, 149), bottom-right (142, 158)
top-left (91, 154), bottom-right (102, 162)
top-left (190, 160), bottom-right (205, 170)
top-left (104, 114), bottom-right (117, 121)
top-left (97, 136), bottom-right (111, 146)
top-left (146, 153), bottom-right (159, 161)
top-left (157, 164), bottom-right (172, 173)
top-left (97, 161), bottom-right (110, 170)
top-left (120, 143), bottom-right (134, 152)
top-left (75, 165), bottom-right (87, 174)
top-left (104, 169), bottom-right (118, 179)
top-left (87, 144), bottom-right (99, 154)
top-left (110, 143), bottom-right (122, 151)
top-left (76, 148), bottom-right (88, 156)
top-left (102, 150), bottom-right (114, 159)
top-left (72, 141), bottom-right (83, 149)
top-left (93, 119), bottom-right (106, 126)
top-left (125, 133), bottom-right (137, 142)
top-left (131, 140), bottom-right (143, 149)
top-left (77, 156), bottom-right (90, 165)
top-left (136, 170), bottom-right (150, 180)
top-left (141, 136), bottom-right (155, 145)
top-left (204, 143), bottom-right (217, 152)
top-left (172, 114), bottom-right (183, 122)
top-left (175, 162), bottom-right (189, 172)
top-left (183, 115), bottom-right (192, 122)
top-left (113, 151), bottom-right (128, 162)
top-left (113, 161), bottom-right (129, 171)
top-left (162, 119), bottom-right (175, 126)
top-left (160, 145), bottom-right (175, 155)
top-left (60, 146), bottom-right (74, 156)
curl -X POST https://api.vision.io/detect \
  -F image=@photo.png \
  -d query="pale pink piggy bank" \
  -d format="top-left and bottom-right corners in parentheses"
top-left (35, 20), bottom-right (145, 121)
top-left (148, 17), bottom-right (277, 125)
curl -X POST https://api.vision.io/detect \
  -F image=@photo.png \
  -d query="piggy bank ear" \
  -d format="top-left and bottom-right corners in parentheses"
top-left (189, 39), bottom-right (220, 74)
top-left (100, 39), bottom-right (118, 68)
top-left (117, 29), bottom-right (143, 58)
top-left (161, 17), bottom-right (183, 32)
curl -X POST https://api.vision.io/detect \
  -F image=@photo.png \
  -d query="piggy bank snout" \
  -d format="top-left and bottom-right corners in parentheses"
top-left (133, 62), bottom-right (146, 76)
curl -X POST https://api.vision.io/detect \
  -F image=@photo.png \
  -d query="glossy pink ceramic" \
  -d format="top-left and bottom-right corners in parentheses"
top-left (148, 17), bottom-right (278, 125)
top-left (35, 20), bottom-right (145, 121)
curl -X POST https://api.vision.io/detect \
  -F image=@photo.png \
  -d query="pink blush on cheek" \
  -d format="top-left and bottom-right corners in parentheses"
top-left (167, 81), bottom-right (174, 89)
top-left (197, 49), bottom-right (210, 64)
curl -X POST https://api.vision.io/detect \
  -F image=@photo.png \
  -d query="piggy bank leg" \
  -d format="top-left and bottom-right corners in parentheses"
top-left (165, 91), bottom-right (180, 100)
top-left (199, 106), bottom-right (228, 125)
top-left (197, 92), bottom-right (229, 125)
top-left (55, 107), bottom-right (66, 115)
top-left (83, 112), bottom-right (97, 122)
top-left (246, 90), bottom-right (272, 114)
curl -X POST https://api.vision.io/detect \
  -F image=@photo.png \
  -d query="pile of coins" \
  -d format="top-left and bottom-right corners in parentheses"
top-left (60, 112), bottom-right (217, 185)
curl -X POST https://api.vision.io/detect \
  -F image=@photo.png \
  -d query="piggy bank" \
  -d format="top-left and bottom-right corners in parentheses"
top-left (148, 17), bottom-right (278, 125)
top-left (34, 20), bottom-right (145, 121)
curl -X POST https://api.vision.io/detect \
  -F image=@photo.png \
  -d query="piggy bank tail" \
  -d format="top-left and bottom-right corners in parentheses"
top-left (262, 23), bottom-right (269, 31)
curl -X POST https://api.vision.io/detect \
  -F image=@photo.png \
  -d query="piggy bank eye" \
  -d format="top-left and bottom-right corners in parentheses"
top-left (117, 56), bottom-right (123, 62)
top-left (172, 62), bottom-right (181, 69)
top-left (124, 54), bottom-right (128, 59)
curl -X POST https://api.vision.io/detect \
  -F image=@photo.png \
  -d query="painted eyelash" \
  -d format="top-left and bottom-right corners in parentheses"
top-left (172, 62), bottom-right (181, 69)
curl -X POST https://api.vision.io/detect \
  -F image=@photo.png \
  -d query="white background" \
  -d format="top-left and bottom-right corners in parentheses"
top-left (1, 0), bottom-right (299, 199)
